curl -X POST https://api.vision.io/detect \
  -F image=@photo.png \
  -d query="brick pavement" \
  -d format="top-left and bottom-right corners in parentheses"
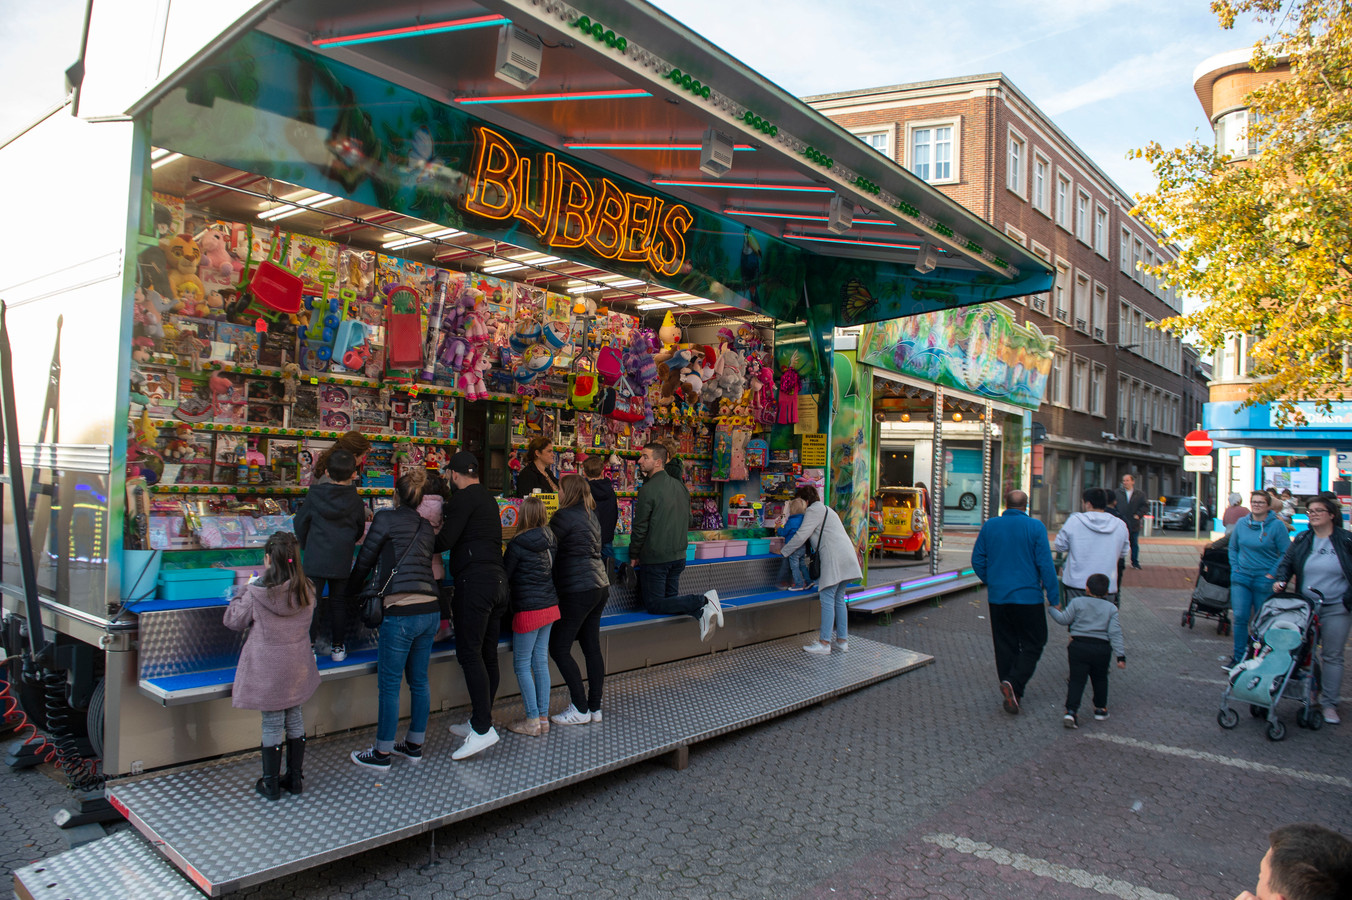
top-left (3, 573), bottom-right (1349, 898)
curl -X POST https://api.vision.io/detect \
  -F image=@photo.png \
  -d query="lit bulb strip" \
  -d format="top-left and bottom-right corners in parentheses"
top-left (456, 89), bottom-right (651, 105)
top-left (784, 234), bottom-right (921, 250)
top-left (312, 14), bottom-right (509, 48)
top-left (723, 208), bottom-right (898, 226)
top-left (655, 179), bottom-right (832, 193)
top-left (258, 194), bottom-right (342, 221)
top-left (564, 142), bottom-right (756, 151)
top-left (151, 152), bottom-right (183, 170)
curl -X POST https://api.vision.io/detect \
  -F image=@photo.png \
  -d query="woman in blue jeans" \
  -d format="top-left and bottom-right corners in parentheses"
top-left (779, 485), bottom-right (864, 655)
top-left (348, 469), bottom-right (442, 770)
top-left (1226, 490), bottom-right (1290, 666)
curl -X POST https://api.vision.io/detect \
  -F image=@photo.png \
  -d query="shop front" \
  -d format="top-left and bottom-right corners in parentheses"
top-left (0, 0), bottom-right (1051, 777)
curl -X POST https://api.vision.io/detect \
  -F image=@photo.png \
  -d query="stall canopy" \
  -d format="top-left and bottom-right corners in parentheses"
top-left (126, 0), bottom-right (1052, 327)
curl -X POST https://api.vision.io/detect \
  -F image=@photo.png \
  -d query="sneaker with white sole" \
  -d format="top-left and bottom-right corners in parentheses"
top-left (803, 641), bottom-right (831, 655)
top-left (1093, 708), bottom-right (1109, 721)
top-left (698, 604), bottom-right (716, 641)
top-left (1063, 713), bottom-right (1078, 729)
top-left (350, 747), bottom-right (391, 770)
top-left (451, 726), bottom-right (499, 760)
top-left (589, 709), bottom-right (602, 723)
top-left (448, 719), bottom-right (473, 738)
top-left (550, 704), bottom-right (591, 725)
top-left (705, 590), bottom-right (723, 627)
top-left (832, 639), bottom-right (849, 652)
top-left (330, 644), bottom-right (347, 663)
top-left (390, 740), bottom-right (423, 762)
top-left (1324, 706), bottom-right (1341, 725)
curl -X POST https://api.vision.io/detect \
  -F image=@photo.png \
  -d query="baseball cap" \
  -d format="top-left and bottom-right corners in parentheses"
top-left (447, 450), bottom-right (480, 476)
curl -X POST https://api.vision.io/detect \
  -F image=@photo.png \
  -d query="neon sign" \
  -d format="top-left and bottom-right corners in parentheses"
top-left (464, 126), bottom-right (693, 276)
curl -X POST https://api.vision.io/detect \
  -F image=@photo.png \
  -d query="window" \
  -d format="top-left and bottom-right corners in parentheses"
top-left (1051, 351), bottom-right (1069, 406)
top-left (1073, 272), bottom-right (1091, 333)
top-left (1094, 205), bottom-right (1109, 257)
top-left (1119, 299), bottom-right (1131, 345)
top-left (1117, 376), bottom-right (1128, 436)
top-left (1030, 242), bottom-right (1051, 313)
top-left (1033, 153), bottom-right (1050, 214)
top-left (1072, 357), bottom-right (1089, 411)
top-left (908, 121), bottom-right (956, 183)
top-left (1120, 227), bottom-right (1132, 275)
top-left (1132, 237), bottom-right (1144, 280)
top-left (1090, 364), bottom-right (1106, 417)
top-left (1055, 174), bottom-right (1071, 229)
top-left (1053, 260), bottom-right (1071, 322)
top-left (1075, 189), bottom-right (1091, 243)
top-left (1007, 130), bottom-right (1026, 195)
top-left (1144, 249), bottom-right (1156, 292)
top-left (1215, 108), bottom-right (1251, 159)
top-left (1092, 283), bottom-right (1108, 341)
top-left (1131, 309), bottom-right (1144, 350)
top-left (855, 128), bottom-right (892, 159)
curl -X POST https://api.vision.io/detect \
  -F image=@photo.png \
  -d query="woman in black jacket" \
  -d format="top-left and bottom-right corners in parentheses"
top-left (547, 474), bottom-right (609, 725)
top-left (1271, 495), bottom-right (1352, 725)
top-left (515, 436), bottom-right (560, 497)
top-left (348, 469), bottom-right (440, 770)
top-left (503, 497), bottom-right (561, 736)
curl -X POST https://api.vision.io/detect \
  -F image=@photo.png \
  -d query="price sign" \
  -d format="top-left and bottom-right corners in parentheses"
top-left (537, 492), bottom-right (559, 518)
top-left (800, 434), bottom-right (828, 467)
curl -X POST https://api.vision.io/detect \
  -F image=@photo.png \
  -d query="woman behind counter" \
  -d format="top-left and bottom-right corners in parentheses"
top-left (515, 436), bottom-right (560, 498)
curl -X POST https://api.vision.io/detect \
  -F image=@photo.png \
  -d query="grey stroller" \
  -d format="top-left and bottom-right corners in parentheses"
top-left (1217, 592), bottom-right (1322, 741)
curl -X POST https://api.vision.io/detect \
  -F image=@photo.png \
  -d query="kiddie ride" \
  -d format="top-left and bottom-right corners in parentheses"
top-left (872, 487), bottom-right (930, 560)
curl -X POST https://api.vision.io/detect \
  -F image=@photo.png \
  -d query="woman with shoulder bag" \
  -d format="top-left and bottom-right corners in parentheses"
top-left (779, 485), bottom-right (863, 656)
top-left (547, 474), bottom-right (610, 725)
top-left (348, 469), bottom-right (439, 770)
top-left (1271, 495), bottom-right (1352, 725)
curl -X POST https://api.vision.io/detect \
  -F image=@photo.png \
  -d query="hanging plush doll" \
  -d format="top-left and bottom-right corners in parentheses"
top-left (777, 354), bottom-right (801, 425)
top-left (461, 343), bottom-right (491, 401)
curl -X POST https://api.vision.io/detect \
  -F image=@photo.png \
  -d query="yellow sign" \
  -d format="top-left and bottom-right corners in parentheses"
top-left (537, 492), bottom-right (559, 519)
top-left (801, 434), bottom-right (828, 467)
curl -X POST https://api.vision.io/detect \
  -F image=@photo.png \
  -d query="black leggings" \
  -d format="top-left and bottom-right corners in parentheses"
top-left (549, 587), bottom-right (608, 713)
top-left (452, 566), bottom-right (509, 734)
top-left (1066, 637), bottom-right (1112, 713)
top-left (309, 576), bottom-right (349, 645)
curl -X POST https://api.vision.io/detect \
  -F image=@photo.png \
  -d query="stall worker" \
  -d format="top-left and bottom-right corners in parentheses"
top-left (515, 436), bottom-right (560, 497)
top-left (313, 430), bottom-right (371, 482)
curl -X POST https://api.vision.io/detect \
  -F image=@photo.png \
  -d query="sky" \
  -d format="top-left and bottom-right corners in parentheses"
top-left (0, 0), bottom-right (1274, 198)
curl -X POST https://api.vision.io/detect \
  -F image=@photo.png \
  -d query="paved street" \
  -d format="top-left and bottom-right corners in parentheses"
top-left (4, 540), bottom-right (1349, 899)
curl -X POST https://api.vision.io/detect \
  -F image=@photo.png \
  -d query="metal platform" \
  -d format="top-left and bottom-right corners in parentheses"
top-left (16, 635), bottom-right (931, 898)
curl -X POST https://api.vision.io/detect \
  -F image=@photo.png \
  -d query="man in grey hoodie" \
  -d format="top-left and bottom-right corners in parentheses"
top-left (1054, 488), bottom-right (1129, 603)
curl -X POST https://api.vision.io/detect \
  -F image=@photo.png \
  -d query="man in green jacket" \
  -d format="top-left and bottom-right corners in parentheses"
top-left (632, 442), bottom-right (723, 640)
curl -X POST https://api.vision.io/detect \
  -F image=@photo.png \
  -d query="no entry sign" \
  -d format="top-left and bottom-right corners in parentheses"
top-left (1184, 430), bottom-right (1212, 456)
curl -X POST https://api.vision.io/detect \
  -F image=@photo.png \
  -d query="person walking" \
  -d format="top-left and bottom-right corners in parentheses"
top-left (1271, 495), bottom-right (1352, 725)
top-left (1115, 474), bottom-right (1148, 570)
top-left (1222, 492), bottom-right (1250, 532)
top-left (515, 436), bottom-right (560, 497)
top-left (779, 485), bottom-right (863, 654)
top-left (348, 469), bottom-right (439, 771)
top-left (630, 442), bottom-right (723, 640)
top-left (1226, 490), bottom-right (1291, 668)
top-left (972, 490), bottom-right (1060, 714)
top-left (293, 447), bottom-right (365, 662)
top-left (1048, 573), bottom-right (1126, 728)
top-left (501, 496), bottom-right (561, 737)
top-left (223, 532), bottom-right (319, 800)
top-left (437, 451), bottom-right (510, 760)
top-left (548, 474), bottom-right (610, 725)
top-left (1053, 487), bottom-right (1129, 603)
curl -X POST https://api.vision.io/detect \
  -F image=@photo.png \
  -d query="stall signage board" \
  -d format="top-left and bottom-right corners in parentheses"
top-left (800, 434), bottom-right (828, 467)
top-left (537, 492), bottom-right (559, 518)
top-left (1183, 455), bottom-right (1213, 473)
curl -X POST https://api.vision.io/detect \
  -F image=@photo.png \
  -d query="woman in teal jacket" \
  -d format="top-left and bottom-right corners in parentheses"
top-left (1225, 490), bottom-right (1290, 666)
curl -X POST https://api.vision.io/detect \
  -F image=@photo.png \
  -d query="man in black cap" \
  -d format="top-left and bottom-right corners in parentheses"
top-left (435, 450), bottom-right (509, 760)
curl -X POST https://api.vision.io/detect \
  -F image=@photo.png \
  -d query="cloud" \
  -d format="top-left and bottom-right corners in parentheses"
top-left (1038, 42), bottom-right (1204, 116)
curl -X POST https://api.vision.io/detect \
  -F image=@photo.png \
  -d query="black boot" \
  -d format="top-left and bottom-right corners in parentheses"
top-left (279, 737), bottom-right (305, 796)
top-left (255, 744), bottom-right (282, 801)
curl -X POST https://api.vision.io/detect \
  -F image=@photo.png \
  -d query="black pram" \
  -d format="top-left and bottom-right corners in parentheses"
top-left (1183, 534), bottom-right (1232, 635)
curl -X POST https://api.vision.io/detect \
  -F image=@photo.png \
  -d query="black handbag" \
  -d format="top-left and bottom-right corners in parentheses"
top-left (359, 520), bottom-right (428, 629)
top-left (806, 509), bottom-right (827, 582)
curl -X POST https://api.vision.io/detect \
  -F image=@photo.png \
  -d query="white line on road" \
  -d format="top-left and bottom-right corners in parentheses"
top-left (921, 833), bottom-right (1183, 900)
top-left (1086, 734), bottom-right (1352, 789)
top-left (1175, 674), bottom-right (1228, 686)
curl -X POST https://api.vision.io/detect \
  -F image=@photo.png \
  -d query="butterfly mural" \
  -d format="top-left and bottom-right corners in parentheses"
top-left (840, 279), bottom-right (878, 324)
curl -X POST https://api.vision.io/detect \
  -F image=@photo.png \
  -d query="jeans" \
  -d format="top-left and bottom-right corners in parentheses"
top-left (1128, 530), bottom-right (1140, 566)
top-left (989, 603), bottom-right (1048, 698)
top-left (1229, 573), bottom-right (1276, 663)
top-left (1065, 637), bottom-right (1111, 713)
top-left (512, 623), bottom-right (554, 720)
top-left (1317, 602), bottom-right (1350, 708)
top-left (550, 588), bottom-right (608, 713)
top-left (452, 565), bottom-right (510, 734)
top-left (260, 706), bottom-right (304, 746)
top-left (375, 612), bottom-right (439, 752)
top-left (818, 580), bottom-right (850, 642)
top-left (309, 576), bottom-right (349, 646)
top-left (777, 548), bottom-right (809, 587)
top-left (638, 560), bottom-right (706, 618)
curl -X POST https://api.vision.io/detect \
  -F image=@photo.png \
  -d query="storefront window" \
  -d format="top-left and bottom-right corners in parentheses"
top-left (1258, 453), bottom-right (1325, 498)
top-left (1055, 457), bottom-right (1075, 518)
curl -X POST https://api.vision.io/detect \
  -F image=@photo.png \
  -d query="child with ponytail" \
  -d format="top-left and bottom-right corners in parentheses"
top-left (223, 532), bottom-right (321, 801)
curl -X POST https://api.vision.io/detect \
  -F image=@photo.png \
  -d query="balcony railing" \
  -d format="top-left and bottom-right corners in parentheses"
top-left (1055, 308), bottom-right (1069, 323)
top-left (1094, 327), bottom-right (1105, 341)
top-left (1032, 297), bottom-right (1047, 313)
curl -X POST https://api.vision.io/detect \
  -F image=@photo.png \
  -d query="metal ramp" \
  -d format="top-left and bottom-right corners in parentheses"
top-left (15, 636), bottom-right (932, 898)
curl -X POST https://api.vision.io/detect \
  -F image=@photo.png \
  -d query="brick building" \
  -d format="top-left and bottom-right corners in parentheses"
top-left (807, 74), bottom-right (1209, 525)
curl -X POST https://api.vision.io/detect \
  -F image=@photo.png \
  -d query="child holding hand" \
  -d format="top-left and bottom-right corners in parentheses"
top-left (1048, 572), bottom-right (1126, 729)
top-left (223, 532), bottom-right (321, 800)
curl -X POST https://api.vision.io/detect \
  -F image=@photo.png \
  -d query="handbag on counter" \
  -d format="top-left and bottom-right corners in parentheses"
top-left (358, 520), bottom-right (428, 628)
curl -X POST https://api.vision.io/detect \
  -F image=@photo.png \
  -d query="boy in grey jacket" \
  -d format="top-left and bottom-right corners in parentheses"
top-left (1048, 573), bottom-right (1126, 728)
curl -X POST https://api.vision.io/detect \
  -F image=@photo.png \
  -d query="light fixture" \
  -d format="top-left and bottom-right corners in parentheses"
top-left (654, 179), bottom-right (832, 193)
top-left (494, 24), bottom-right (543, 90)
top-left (827, 194), bottom-right (853, 235)
top-left (952, 411), bottom-right (963, 422)
top-left (457, 88), bottom-right (650, 104)
top-left (567, 284), bottom-right (607, 294)
top-left (483, 262), bottom-right (526, 274)
top-left (601, 277), bottom-right (644, 288)
top-left (901, 412), bottom-right (911, 422)
top-left (382, 236), bottom-right (429, 250)
top-left (699, 127), bottom-right (735, 178)
top-left (312, 14), bottom-right (509, 48)
top-left (564, 142), bottom-right (756, 151)
top-left (784, 234), bottom-right (921, 250)
top-left (150, 147), bottom-right (174, 161)
top-left (258, 193), bottom-right (341, 221)
top-left (424, 227), bottom-right (463, 239)
top-left (636, 301), bottom-right (676, 310)
top-left (915, 241), bottom-right (938, 274)
top-left (723, 209), bottom-right (899, 226)
top-left (151, 152), bottom-right (183, 170)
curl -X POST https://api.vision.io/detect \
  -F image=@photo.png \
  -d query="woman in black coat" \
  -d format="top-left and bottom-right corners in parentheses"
top-left (515, 436), bottom-right (560, 497)
top-left (547, 474), bottom-right (609, 726)
top-left (502, 496), bottom-right (561, 736)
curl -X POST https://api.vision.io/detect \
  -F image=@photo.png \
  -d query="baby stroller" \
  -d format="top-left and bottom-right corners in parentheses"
top-left (1217, 591), bottom-right (1323, 741)
top-left (1183, 535), bottom-right (1232, 635)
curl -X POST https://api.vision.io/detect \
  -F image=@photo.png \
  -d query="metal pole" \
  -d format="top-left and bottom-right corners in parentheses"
top-left (1194, 461), bottom-right (1202, 541)
top-left (929, 385), bottom-right (944, 575)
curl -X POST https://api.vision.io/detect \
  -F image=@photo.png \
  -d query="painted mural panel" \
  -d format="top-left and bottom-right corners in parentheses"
top-left (829, 351), bottom-right (872, 570)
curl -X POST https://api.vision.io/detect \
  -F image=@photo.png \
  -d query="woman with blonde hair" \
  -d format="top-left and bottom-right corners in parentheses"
top-left (547, 474), bottom-right (609, 724)
top-left (515, 435), bottom-right (559, 497)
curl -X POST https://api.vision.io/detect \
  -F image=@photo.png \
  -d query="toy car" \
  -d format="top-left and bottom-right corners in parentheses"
top-left (872, 486), bottom-right (930, 559)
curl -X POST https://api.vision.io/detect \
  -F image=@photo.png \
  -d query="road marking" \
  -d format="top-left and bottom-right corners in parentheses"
top-left (1176, 674), bottom-right (1228, 686)
top-left (1086, 735), bottom-right (1352, 789)
top-left (921, 833), bottom-right (1183, 900)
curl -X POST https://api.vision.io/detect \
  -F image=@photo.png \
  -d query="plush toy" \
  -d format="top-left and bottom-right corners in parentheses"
top-left (165, 423), bottom-right (194, 461)
top-left (461, 343), bottom-right (491, 401)
top-left (437, 282), bottom-right (481, 372)
top-left (165, 234), bottom-right (206, 307)
top-left (714, 345), bottom-right (748, 400)
top-left (655, 311), bottom-right (681, 364)
top-left (175, 329), bottom-right (206, 373)
top-left (655, 361), bottom-right (682, 408)
top-left (208, 371), bottom-right (234, 417)
top-left (197, 226), bottom-right (236, 290)
top-left (130, 337), bottom-right (154, 408)
top-left (625, 332), bottom-right (658, 390)
top-left (280, 362), bottom-right (301, 405)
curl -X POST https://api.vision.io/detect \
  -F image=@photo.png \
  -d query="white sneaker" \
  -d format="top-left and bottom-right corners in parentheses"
top-left (451, 726), bottom-right (499, 760)
top-left (448, 719), bottom-right (472, 738)
top-left (803, 641), bottom-right (831, 655)
top-left (1325, 706), bottom-right (1342, 725)
top-left (698, 605), bottom-right (716, 641)
top-left (832, 639), bottom-right (849, 652)
top-left (330, 644), bottom-right (347, 663)
top-left (589, 709), bottom-right (602, 723)
top-left (704, 590), bottom-right (723, 627)
top-left (550, 704), bottom-right (591, 725)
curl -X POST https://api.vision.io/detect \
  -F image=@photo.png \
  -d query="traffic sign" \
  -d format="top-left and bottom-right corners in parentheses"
top-left (1184, 430), bottom-right (1212, 456)
top-left (1184, 455), bottom-right (1213, 472)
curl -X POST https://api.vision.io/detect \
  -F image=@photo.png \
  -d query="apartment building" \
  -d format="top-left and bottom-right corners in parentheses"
top-left (808, 74), bottom-right (1209, 524)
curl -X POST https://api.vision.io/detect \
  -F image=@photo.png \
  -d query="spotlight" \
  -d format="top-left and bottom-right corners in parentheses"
top-left (827, 194), bottom-right (853, 235)
top-left (900, 412), bottom-right (910, 422)
top-left (700, 128), bottom-right (734, 178)
top-left (915, 241), bottom-right (937, 275)
top-left (495, 25), bottom-right (543, 89)
top-left (952, 411), bottom-right (963, 422)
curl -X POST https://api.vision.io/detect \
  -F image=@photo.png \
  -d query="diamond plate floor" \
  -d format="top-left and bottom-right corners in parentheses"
top-left (27, 636), bottom-right (931, 898)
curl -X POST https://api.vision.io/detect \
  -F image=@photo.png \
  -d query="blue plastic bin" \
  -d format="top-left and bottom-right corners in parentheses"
top-left (157, 569), bottom-right (236, 602)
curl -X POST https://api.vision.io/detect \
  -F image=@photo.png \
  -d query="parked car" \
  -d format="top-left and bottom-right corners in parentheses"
top-left (1160, 495), bottom-right (1210, 529)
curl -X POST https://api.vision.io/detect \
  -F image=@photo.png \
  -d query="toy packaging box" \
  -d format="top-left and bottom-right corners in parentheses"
top-left (290, 385), bottom-right (320, 429)
top-left (362, 442), bottom-right (396, 488)
top-left (214, 324), bottom-right (261, 366)
top-left (288, 234), bottom-right (340, 299)
top-left (212, 434), bottom-right (245, 484)
top-left (349, 386), bottom-right (388, 430)
top-left (318, 385), bottom-right (354, 433)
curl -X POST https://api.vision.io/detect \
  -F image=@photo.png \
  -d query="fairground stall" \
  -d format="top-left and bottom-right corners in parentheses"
top-left (0, 0), bottom-right (1051, 798)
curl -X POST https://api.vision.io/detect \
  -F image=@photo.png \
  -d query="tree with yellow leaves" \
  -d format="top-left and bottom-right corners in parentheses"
top-left (1134, 0), bottom-right (1352, 422)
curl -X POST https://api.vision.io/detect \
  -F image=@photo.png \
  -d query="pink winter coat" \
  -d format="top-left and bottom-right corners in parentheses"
top-left (223, 579), bottom-right (320, 711)
top-left (416, 494), bottom-right (446, 580)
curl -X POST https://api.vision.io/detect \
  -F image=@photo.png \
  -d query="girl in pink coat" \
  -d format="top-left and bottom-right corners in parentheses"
top-left (224, 532), bottom-right (320, 801)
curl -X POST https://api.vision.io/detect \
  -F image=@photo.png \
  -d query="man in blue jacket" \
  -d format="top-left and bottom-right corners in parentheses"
top-left (972, 490), bottom-right (1059, 715)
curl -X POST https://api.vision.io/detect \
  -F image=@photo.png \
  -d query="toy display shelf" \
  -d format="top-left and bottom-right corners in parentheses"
top-left (690, 491), bottom-right (720, 499)
top-left (189, 422), bottom-right (459, 447)
top-left (150, 484), bottom-right (394, 497)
